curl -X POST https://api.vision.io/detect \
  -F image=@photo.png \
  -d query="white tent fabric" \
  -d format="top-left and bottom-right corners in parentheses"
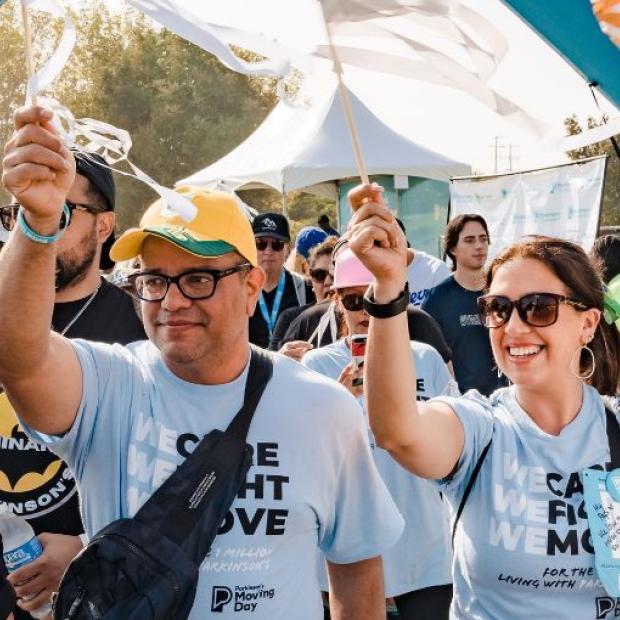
top-left (178, 81), bottom-right (470, 194)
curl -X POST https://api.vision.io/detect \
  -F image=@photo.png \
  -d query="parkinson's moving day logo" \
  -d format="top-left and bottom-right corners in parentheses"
top-left (0, 393), bottom-right (76, 518)
top-left (211, 584), bottom-right (275, 613)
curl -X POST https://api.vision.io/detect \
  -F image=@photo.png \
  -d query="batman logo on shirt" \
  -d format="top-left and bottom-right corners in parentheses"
top-left (0, 392), bottom-right (75, 518)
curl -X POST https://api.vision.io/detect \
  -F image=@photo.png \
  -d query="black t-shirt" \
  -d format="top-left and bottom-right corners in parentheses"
top-left (281, 300), bottom-right (336, 348)
top-left (422, 275), bottom-right (507, 395)
top-left (407, 306), bottom-right (452, 364)
top-left (269, 304), bottom-right (311, 351)
top-left (0, 279), bottom-right (146, 546)
top-left (280, 301), bottom-right (452, 363)
top-left (249, 270), bottom-right (314, 348)
top-left (52, 278), bottom-right (146, 344)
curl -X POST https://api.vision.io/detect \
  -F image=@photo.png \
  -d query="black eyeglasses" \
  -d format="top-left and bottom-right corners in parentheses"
top-left (256, 238), bottom-right (286, 252)
top-left (477, 292), bottom-right (589, 329)
top-left (340, 294), bottom-right (365, 312)
top-left (310, 268), bottom-right (329, 282)
top-left (0, 201), bottom-right (104, 232)
top-left (128, 263), bottom-right (252, 302)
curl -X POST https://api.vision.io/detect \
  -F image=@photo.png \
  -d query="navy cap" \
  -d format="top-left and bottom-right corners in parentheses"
top-left (252, 212), bottom-right (290, 241)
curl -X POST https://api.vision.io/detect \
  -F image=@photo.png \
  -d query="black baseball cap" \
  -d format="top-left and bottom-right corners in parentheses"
top-left (72, 149), bottom-right (116, 270)
top-left (252, 213), bottom-right (290, 241)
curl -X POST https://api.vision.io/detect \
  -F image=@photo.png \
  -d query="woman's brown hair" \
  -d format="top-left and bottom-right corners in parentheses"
top-left (486, 236), bottom-right (620, 395)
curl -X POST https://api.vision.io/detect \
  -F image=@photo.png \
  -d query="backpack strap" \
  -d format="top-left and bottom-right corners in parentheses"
top-left (605, 406), bottom-right (620, 470)
top-left (135, 347), bottom-right (273, 552)
top-left (451, 440), bottom-right (491, 544)
top-left (290, 271), bottom-right (307, 306)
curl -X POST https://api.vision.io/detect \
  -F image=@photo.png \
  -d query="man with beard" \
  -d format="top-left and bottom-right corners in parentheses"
top-left (0, 150), bottom-right (145, 618)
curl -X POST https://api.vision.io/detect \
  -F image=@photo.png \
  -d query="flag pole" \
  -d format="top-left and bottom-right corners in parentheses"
top-left (321, 9), bottom-right (369, 186)
top-left (20, 0), bottom-right (37, 105)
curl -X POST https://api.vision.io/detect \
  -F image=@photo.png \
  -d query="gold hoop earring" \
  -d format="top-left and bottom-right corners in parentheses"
top-left (569, 338), bottom-right (595, 381)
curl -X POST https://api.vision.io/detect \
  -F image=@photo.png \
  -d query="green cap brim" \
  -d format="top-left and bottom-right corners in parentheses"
top-left (110, 225), bottom-right (236, 261)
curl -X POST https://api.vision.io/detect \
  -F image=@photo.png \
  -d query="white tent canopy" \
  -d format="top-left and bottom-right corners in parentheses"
top-left (178, 80), bottom-right (470, 197)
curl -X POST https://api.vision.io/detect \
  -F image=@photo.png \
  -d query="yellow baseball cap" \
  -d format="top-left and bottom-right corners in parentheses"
top-left (110, 186), bottom-right (258, 266)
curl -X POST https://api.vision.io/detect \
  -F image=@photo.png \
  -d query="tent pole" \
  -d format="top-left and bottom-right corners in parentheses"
top-left (282, 189), bottom-right (288, 218)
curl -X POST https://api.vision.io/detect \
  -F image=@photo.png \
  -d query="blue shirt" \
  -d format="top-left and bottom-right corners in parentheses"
top-left (436, 385), bottom-right (618, 619)
top-left (22, 340), bottom-right (404, 619)
top-left (302, 338), bottom-right (454, 596)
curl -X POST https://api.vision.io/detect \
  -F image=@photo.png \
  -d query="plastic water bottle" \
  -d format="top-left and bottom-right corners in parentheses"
top-left (0, 512), bottom-right (52, 618)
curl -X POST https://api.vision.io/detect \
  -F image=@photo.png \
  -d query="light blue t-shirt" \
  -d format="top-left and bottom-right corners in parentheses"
top-left (437, 384), bottom-right (619, 620)
top-left (302, 338), bottom-right (454, 597)
top-left (23, 340), bottom-right (404, 620)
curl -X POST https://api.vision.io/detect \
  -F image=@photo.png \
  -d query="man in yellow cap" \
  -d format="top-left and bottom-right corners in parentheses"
top-left (0, 105), bottom-right (404, 619)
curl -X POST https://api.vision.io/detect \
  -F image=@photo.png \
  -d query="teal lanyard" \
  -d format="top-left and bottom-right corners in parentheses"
top-left (258, 271), bottom-right (286, 335)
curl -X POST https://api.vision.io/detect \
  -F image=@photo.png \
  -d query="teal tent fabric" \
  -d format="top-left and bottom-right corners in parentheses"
top-left (502, 0), bottom-right (620, 109)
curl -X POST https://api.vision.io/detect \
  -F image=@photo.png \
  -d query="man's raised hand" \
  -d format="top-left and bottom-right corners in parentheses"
top-left (2, 106), bottom-right (75, 232)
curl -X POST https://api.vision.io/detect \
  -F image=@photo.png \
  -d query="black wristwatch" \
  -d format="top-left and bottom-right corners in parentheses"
top-left (363, 283), bottom-right (409, 318)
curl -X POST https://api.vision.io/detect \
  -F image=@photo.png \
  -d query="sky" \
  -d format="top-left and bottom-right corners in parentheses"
top-left (64, 0), bottom-right (618, 174)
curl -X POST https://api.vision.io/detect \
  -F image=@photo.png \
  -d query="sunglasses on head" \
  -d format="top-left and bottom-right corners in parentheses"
top-left (0, 201), bottom-right (104, 232)
top-left (255, 238), bottom-right (286, 252)
top-left (340, 294), bottom-right (365, 312)
top-left (477, 292), bottom-right (589, 329)
top-left (310, 268), bottom-right (329, 282)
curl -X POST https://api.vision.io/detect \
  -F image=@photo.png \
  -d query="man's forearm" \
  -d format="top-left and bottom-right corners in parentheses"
top-left (327, 557), bottom-right (385, 620)
top-left (0, 225), bottom-right (57, 381)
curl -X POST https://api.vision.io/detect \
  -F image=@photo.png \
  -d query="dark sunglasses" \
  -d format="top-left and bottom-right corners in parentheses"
top-left (310, 268), bottom-right (330, 282)
top-left (256, 238), bottom-right (286, 252)
top-left (0, 201), bottom-right (104, 232)
top-left (340, 294), bottom-right (365, 312)
top-left (477, 292), bottom-right (588, 329)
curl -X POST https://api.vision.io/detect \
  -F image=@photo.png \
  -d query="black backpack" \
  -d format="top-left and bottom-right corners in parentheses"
top-left (52, 347), bottom-right (273, 620)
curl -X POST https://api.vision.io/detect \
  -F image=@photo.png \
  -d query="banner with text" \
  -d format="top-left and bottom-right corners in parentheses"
top-left (449, 157), bottom-right (606, 259)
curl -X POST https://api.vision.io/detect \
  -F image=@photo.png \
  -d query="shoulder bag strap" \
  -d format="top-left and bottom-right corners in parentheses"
top-left (451, 440), bottom-right (491, 544)
top-left (135, 347), bottom-right (273, 541)
top-left (606, 406), bottom-right (620, 470)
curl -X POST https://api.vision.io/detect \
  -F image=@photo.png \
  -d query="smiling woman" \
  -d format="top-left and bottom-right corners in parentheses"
top-left (345, 183), bottom-right (620, 620)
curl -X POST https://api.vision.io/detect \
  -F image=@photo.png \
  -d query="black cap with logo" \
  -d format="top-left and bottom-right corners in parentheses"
top-left (252, 212), bottom-right (290, 241)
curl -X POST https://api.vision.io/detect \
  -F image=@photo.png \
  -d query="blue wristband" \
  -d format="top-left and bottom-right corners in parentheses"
top-left (17, 204), bottom-right (71, 244)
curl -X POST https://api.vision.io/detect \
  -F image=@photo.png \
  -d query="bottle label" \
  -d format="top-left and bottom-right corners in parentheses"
top-left (4, 536), bottom-right (43, 572)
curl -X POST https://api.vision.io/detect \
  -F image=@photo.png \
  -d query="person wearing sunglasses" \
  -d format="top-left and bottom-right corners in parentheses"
top-left (0, 109), bottom-right (404, 620)
top-left (302, 247), bottom-right (455, 620)
top-left (270, 236), bottom-right (338, 358)
top-left (249, 213), bottom-right (315, 349)
top-left (0, 146), bottom-right (145, 620)
top-left (345, 183), bottom-right (620, 620)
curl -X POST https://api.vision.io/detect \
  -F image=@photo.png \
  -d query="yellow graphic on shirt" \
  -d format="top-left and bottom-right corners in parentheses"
top-left (0, 392), bottom-right (64, 493)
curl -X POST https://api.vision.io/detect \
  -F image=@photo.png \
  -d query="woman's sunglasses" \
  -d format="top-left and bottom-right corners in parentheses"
top-left (255, 238), bottom-right (286, 252)
top-left (310, 268), bottom-right (329, 282)
top-left (477, 292), bottom-right (588, 329)
top-left (340, 294), bottom-right (365, 312)
top-left (0, 201), bottom-right (103, 232)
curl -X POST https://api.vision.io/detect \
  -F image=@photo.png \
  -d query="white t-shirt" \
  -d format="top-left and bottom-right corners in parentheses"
top-left (436, 384), bottom-right (618, 619)
top-left (302, 338), bottom-right (454, 597)
top-left (407, 250), bottom-right (451, 306)
top-left (23, 340), bottom-right (404, 620)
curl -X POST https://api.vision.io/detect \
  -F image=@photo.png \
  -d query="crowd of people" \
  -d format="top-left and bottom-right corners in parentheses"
top-left (0, 104), bottom-right (617, 620)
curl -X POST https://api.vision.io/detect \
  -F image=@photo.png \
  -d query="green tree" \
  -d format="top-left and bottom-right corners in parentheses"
top-left (1, 4), bottom-right (277, 230)
top-left (565, 114), bottom-right (620, 227)
top-left (0, 3), bottom-right (335, 238)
